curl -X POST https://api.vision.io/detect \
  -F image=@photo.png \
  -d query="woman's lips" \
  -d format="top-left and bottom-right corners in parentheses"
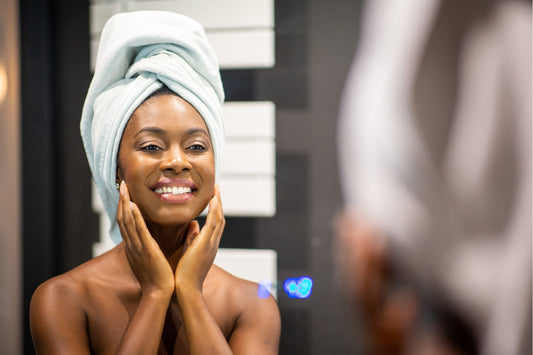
top-left (151, 179), bottom-right (196, 203)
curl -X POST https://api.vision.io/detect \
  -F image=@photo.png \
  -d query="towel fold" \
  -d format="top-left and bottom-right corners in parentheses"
top-left (80, 11), bottom-right (225, 244)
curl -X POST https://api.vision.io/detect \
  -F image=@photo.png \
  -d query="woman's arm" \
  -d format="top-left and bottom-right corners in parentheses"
top-left (228, 291), bottom-right (281, 354)
top-left (177, 282), bottom-right (281, 355)
top-left (174, 186), bottom-right (235, 354)
top-left (114, 182), bottom-right (175, 354)
top-left (175, 186), bottom-right (281, 354)
top-left (30, 277), bottom-right (91, 355)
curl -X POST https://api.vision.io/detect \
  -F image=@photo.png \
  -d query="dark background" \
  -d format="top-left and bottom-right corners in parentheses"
top-left (21, 0), bottom-right (363, 353)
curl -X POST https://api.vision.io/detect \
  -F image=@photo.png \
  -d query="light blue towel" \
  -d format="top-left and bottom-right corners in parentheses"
top-left (80, 11), bottom-right (225, 244)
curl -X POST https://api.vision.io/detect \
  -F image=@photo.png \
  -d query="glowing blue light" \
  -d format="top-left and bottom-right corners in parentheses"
top-left (287, 281), bottom-right (297, 292)
top-left (283, 276), bottom-right (313, 299)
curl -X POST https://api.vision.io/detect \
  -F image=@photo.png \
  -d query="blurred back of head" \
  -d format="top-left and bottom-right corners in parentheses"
top-left (337, 0), bottom-right (531, 353)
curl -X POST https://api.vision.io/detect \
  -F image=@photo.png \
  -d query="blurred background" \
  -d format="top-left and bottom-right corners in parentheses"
top-left (1, 0), bottom-right (364, 353)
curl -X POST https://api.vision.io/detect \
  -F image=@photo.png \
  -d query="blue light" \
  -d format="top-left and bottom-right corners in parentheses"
top-left (287, 281), bottom-right (297, 292)
top-left (283, 276), bottom-right (313, 299)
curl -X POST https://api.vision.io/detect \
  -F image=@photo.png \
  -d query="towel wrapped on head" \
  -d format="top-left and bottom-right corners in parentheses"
top-left (80, 11), bottom-right (225, 244)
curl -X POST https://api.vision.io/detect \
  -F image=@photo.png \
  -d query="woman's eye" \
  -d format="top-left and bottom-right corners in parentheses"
top-left (141, 144), bottom-right (161, 151)
top-left (187, 144), bottom-right (206, 151)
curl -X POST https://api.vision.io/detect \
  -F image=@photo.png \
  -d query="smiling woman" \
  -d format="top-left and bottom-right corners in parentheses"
top-left (29, 11), bottom-right (280, 355)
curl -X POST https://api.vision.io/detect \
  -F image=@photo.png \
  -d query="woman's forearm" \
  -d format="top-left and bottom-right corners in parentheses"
top-left (116, 290), bottom-right (172, 354)
top-left (175, 286), bottom-right (233, 355)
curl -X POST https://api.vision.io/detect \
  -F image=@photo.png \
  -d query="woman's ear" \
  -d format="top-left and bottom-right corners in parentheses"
top-left (116, 163), bottom-right (123, 182)
top-left (115, 168), bottom-right (122, 190)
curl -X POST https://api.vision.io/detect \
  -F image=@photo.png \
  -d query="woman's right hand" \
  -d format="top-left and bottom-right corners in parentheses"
top-left (117, 181), bottom-right (175, 297)
top-left (174, 185), bottom-right (225, 293)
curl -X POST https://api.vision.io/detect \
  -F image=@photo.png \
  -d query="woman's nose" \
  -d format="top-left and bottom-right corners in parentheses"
top-left (159, 147), bottom-right (192, 173)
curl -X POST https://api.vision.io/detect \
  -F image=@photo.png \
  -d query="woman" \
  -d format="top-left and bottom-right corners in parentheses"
top-left (30, 11), bottom-right (280, 354)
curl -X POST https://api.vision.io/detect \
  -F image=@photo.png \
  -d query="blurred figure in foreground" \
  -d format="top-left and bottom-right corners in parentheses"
top-left (336, 0), bottom-right (531, 354)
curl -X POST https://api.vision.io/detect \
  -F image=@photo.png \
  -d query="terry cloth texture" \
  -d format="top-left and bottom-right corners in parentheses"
top-left (80, 11), bottom-right (225, 244)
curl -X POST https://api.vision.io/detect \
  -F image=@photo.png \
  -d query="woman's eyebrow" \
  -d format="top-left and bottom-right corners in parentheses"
top-left (133, 126), bottom-right (209, 138)
top-left (185, 127), bottom-right (209, 136)
top-left (134, 126), bottom-right (165, 138)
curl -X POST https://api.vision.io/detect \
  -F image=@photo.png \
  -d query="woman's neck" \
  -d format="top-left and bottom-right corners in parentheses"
top-left (146, 222), bottom-right (190, 268)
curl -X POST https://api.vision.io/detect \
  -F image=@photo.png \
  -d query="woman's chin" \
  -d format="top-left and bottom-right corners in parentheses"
top-left (146, 207), bottom-right (203, 226)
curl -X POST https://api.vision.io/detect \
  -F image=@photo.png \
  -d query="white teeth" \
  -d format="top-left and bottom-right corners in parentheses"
top-left (154, 186), bottom-right (192, 195)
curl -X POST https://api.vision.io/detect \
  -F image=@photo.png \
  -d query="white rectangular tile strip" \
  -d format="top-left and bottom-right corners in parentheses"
top-left (218, 176), bottom-right (276, 217)
top-left (208, 29), bottom-right (275, 69)
top-left (222, 141), bottom-right (275, 175)
top-left (223, 101), bottom-right (275, 138)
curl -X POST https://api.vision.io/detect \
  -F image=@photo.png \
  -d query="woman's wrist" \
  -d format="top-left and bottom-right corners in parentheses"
top-left (174, 281), bottom-right (202, 301)
top-left (141, 284), bottom-right (174, 301)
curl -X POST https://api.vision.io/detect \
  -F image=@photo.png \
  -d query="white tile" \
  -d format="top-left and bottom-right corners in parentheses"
top-left (218, 176), bottom-right (276, 216)
top-left (222, 140), bottom-right (275, 175)
top-left (224, 101), bottom-right (275, 138)
top-left (208, 29), bottom-right (275, 69)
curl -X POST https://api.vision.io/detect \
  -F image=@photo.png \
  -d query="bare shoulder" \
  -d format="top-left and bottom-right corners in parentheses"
top-left (30, 261), bottom-right (93, 319)
top-left (29, 260), bottom-right (94, 353)
top-left (207, 264), bottom-right (279, 311)
top-left (30, 245), bottom-right (128, 354)
top-left (31, 245), bottom-right (124, 306)
top-left (206, 265), bottom-right (281, 353)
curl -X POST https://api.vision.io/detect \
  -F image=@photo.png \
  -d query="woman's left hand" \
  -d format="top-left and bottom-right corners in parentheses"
top-left (174, 185), bottom-right (225, 293)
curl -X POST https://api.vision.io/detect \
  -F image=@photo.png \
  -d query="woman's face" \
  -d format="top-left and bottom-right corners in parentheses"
top-left (117, 94), bottom-right (215, 227)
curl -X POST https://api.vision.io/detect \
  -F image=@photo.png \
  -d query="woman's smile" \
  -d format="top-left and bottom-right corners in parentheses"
top-left (151, 178), bottom-right (197, 203)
